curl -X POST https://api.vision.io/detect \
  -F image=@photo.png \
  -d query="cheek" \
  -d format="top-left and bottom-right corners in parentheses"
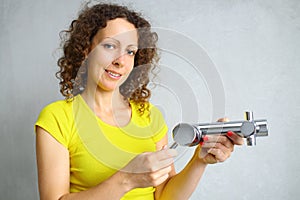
top-left (121, 64), bottom-right (134, 79)
top-left (125, 57), bottom-right (135, 71)
top-left (88, 48), bottom-right (114, 68)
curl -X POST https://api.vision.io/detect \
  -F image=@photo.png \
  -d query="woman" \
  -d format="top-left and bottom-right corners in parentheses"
top-left (35, 3), bottom-right (243, 200)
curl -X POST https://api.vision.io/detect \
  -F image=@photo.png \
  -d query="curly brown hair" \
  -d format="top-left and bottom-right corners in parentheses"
top-left (56, 3), bottom-right (159, 115)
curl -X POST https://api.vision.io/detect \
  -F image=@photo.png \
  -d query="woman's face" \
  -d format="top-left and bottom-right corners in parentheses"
top-left (86, 18), bottom-right (138, 92)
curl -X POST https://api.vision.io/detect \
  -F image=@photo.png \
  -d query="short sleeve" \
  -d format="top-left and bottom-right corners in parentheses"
top-left (35, 101), bottom-right (70, 148)
top-left (149, 105), bottom-right (168, 143)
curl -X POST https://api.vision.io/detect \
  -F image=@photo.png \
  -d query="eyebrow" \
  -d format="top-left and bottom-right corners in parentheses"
top-left (102, 37), bottom-right (138, 48)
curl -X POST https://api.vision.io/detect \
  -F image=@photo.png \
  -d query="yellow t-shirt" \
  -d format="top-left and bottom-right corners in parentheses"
top-left (35, 95), bottom-right (168, 200)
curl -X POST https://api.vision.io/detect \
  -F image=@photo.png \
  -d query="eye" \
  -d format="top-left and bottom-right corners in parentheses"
top-left (102, 43), bottom-right (116, 49)
top-left (127, 49), bottom-right (137, 56)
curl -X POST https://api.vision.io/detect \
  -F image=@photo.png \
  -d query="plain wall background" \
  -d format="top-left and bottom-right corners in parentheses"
top-left (1, 0), bottom-right (299, 199)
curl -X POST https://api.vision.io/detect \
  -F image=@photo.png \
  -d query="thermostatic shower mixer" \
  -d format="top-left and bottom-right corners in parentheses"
top-left (170, 111), bottom-right (268, 148)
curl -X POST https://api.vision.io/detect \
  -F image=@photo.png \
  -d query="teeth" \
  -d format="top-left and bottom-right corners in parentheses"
top-left (106, 70), bottom-right (121, 77)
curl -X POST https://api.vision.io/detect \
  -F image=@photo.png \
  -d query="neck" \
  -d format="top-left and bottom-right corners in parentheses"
top-left (81, 86), bottom-right (132, 127)
top-left (81, 87), bottom-right (128, 113)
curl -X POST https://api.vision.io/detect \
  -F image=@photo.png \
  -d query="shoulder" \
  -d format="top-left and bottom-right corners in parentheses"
top-left (41, 98), bottom-right (72, 112)
top-left (36, 98), bottom-right (75, 129)
top-left (39, 98), bottom-right (74, 118)
top-left (148, 103), bottom-right (164, 117)
top-left (35, 98), bottom-right (75, 148)
top-left (148, 103), bottom-right (166, 127)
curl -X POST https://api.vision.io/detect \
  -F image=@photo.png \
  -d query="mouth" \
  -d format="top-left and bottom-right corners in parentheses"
top-left (105, 69), bottom-right (122, 79)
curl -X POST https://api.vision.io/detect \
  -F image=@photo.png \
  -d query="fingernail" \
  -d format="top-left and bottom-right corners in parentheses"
top-left (227, 131), bottom-right (233, 137)
top-left (199, 141), bottom-right (204, 146)
top-left (203, 136), bottom-right (209, 141)
top-left (162, 145), bottom-right (167, 150)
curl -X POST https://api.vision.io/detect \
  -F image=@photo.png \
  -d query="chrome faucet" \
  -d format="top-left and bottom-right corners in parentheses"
top-left (170, 111), bottom-right (268, 148)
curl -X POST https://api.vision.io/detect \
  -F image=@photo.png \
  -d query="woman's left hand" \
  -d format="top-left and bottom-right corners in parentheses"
top-left (196, 118), bottom-right (244, 164)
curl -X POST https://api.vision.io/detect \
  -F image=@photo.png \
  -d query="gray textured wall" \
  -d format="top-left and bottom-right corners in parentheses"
top-left (1, 0), bottom-right (299, 199)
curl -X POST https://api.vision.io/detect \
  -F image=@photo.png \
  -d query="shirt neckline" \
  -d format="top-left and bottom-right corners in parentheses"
top-left (76, 94), bottom-right (134, 129)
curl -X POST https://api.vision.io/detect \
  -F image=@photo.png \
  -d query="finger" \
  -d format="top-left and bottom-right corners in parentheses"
top-left (153, 173), bottom-right (169, 186)
top-left (227, 131), bottom-right (244, 145)
top-left (201, 141), bottom-right (233, 152)
top-left (218, 135), bottom-right (234, 150)
top-left (202, 153), bottom-right (219, 164)
top-left (155, 149), bottom-right (178, 161)
top-left (152, 165), bottom-right (172, 177)
top-left (201, 135), bottom-right (217, 145)
top-left (203, 135), bottom-right (234, 149)
top-left (148, 165), bottom-right (172, 186)
top-left (155, 157), bottom-right (175, 170)
top-left (150, 167), bottom-right (171, 186)
top-left (145, 149), bottom-right (177, 171)
top-left (203, 141), bottom-right (232, 157)
top-left (216, 118), bottom-right (244, 145)
top-left (217, 117), bottom-right (229, 122)
top-left (207, 147), bottom-right (228, 162)
top-left (198, 145), bottom-right (224, 164)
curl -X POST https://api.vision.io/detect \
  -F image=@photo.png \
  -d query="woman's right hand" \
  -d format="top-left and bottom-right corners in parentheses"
top-left (120, 148), bottom-right (177, 189)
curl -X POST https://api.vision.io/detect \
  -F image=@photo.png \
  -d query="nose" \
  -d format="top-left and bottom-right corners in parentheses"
top-left (112, 54), bottom-right (126, 68)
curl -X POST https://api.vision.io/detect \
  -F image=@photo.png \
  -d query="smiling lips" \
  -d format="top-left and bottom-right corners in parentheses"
top-left (105, 69), bottom-right (122, 80)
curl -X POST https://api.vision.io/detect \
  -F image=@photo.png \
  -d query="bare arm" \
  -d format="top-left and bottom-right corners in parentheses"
top-left (154, 135), bottom-right (207, 200)
top-left (154, 119), bottom-right (244, 200)
top-left (36, 127), bottom-right (131, 200)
